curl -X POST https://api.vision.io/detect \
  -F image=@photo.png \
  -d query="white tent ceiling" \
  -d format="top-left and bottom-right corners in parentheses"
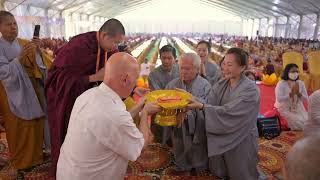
top-left (4, 0), bottom-right (320, 19)
top-left (5, 0), bottom-right (156, 18)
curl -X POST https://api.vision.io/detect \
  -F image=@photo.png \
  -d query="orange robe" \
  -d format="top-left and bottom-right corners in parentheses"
top-left (0, 38), bottom-right (52, 169)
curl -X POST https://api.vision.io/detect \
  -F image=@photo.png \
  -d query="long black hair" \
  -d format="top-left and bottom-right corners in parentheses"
top-left (281, 63), bottom-right (299, 80)
top-left (196, 40), bottom-right (211, 53)
top-left (219, 56), bottom-right (225, 67)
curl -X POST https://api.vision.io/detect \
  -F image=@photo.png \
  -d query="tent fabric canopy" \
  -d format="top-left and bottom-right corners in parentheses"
top-left (1, 0), bottom-right (320, 39)
top-left (4, 0), bottom-right (320, 19)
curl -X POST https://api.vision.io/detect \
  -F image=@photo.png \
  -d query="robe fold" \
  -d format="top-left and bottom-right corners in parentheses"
top-left (148, 64), bottom-right (180, 142)
top-left (165, 75), bottom-right (211, 170)
top-left (45, 32), bottom-right (107, 175)
top-left (204, 60), bottom-right (220, 86)
top-left (148, 64), bottom-right (180, 90)
top-left (0, 38), bottom-right (52, 169)
top-left (204, 75), bottom-right (260, 180)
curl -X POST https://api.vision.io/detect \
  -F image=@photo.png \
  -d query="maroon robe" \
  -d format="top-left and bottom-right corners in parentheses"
top-left (45, 31), bottom-right (115, 176)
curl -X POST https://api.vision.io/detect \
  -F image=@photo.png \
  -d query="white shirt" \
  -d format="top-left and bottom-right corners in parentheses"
top-left (140, 62), bottom-right (151, 76)
top-left (57, 83), bottom-right (144, 180)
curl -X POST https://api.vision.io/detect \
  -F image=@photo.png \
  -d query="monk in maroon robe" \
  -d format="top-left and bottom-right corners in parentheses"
top-left (45, 19), bottom-right (125, 176)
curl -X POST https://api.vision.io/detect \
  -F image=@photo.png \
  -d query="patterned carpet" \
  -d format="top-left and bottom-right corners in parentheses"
top-left (0, 84), bottom-right (305, 179)
top-left (0, 131), bottom-right (304, 180)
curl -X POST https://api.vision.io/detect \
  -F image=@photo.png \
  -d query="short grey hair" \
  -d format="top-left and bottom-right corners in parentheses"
top-left (285, 133), bottom-right (320, 180)
top-left (179, 53), bottom-right (201, 69)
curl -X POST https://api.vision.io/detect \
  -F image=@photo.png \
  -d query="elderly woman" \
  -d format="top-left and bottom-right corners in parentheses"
top-left (304, 90), bottom-right (320, 136)
top-left (275, 63), bottom-right (308, 131)
top-left (186, 48), bottom-right (260, 180)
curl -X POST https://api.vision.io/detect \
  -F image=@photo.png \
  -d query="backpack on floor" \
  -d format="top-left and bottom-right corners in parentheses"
top-left (257, 116), bottom-right (281, 140)
top-left (263, 108), bottom-right (290, 131)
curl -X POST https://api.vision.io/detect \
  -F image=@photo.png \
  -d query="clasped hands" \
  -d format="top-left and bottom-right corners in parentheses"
top-left (290, 83), bottom-right (301, 98)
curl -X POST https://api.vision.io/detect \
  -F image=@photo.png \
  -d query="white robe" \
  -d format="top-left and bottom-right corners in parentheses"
top-left (275, 80), bottom-right (308, 131)
top-left (305, 90), bottom-right (320, 136)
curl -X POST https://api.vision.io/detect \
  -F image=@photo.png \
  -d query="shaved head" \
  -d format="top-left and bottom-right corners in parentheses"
top-left (284, 134), bottom-right (320, 180)
top-left (98, 18), bottom-right (125, 52)
top-left (0, 10), bottom-right (18, 42)
top-left (104, 52), bottom-right (139, 98)
top-left (0, 11), bottom-right (14, 24)
top-left (99, 18), bottom-right (125, 37)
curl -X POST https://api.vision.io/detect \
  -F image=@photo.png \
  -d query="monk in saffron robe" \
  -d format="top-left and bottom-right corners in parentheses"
top-left (45, 19), bottom-right (125, 176)
top-left (0, 11), bottom-right (52, 170)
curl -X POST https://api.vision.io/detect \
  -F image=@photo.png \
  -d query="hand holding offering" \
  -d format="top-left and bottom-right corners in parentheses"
top-left (186, 98), bottom-right (204, 110)
top-left (176, 108), bottom-right (187, 128)
top-left (134, 87), bottom-right (150, 97)
top-left (142, 102), bottom-right (162, 115)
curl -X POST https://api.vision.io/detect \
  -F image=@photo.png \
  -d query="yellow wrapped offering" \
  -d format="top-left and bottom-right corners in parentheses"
top-left (145, 90), bottom-right (192, 126)
top-left (262, 73), bottom-right (279, 86)
top-left (136, 77), bottom-right (145, 87)
top-left (124, 97), bottom-right (140, 126)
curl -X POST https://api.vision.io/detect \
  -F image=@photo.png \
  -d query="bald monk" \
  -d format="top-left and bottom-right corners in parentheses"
top-left (284, 134), bottom-right (320, 180)
top-left (45, 19), bottom-right (125, 175)
top-left (56, 52), bottom-right (161, 180)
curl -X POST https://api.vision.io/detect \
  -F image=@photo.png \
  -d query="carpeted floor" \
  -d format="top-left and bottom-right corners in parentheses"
top-left (0, 131), bottom-right (304, 180)
top-left (0, 84), bottom-right (305, 180)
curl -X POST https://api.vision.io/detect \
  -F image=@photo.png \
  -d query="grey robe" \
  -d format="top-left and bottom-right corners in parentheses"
top-left (148, 64), bottom-right (180, 90)
top-left (166, 75), bottom-right (211, 170)
top-left (0, 38), bottom-right (44, 120)
top-left (205, 75), bottom-right (260, 180)
top-left (204, 60), bottom-right (220, 86)
top-left (0, 38), bottom-right (50, 149)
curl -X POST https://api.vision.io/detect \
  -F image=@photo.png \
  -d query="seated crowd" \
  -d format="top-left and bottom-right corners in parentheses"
top-left (0, 10), bottom-right (319, 180)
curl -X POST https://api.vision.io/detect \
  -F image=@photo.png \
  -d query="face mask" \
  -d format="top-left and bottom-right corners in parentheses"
top-left (288, 72), bottom-right (299, 81)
